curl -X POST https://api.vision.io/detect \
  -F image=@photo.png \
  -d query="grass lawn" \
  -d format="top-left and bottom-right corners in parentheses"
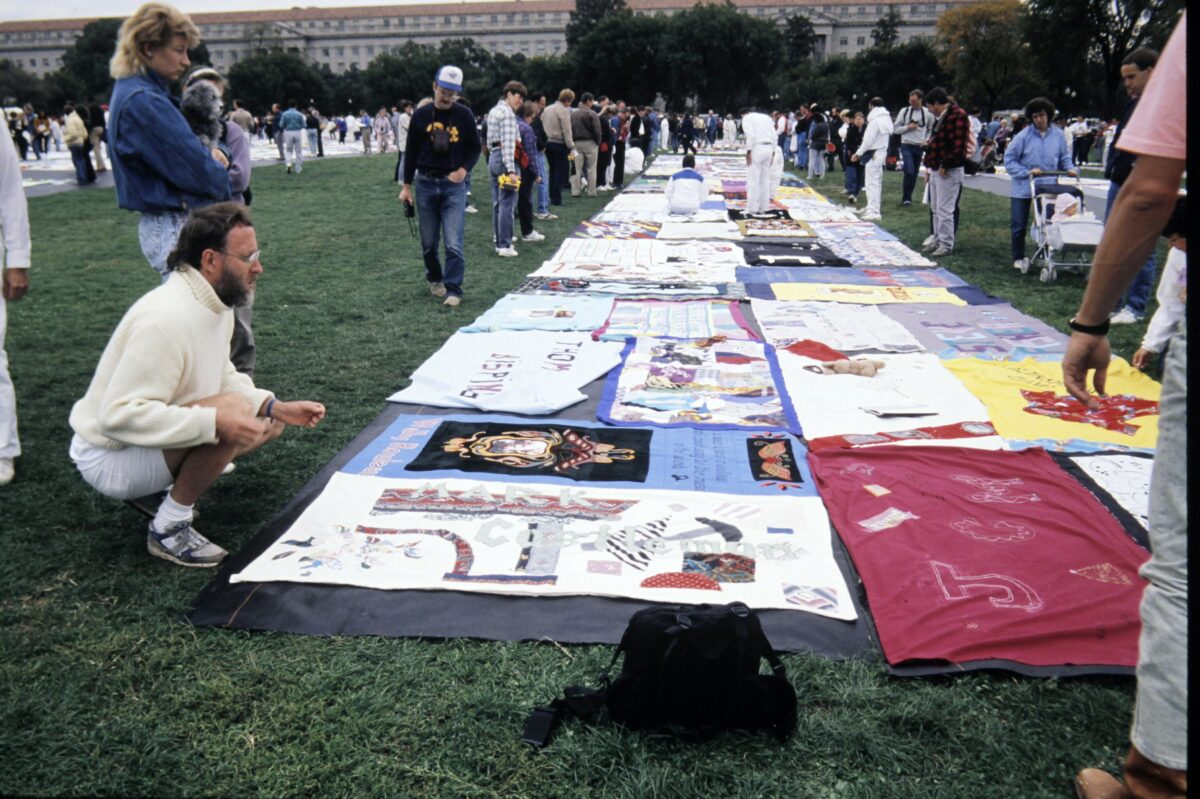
top-left (0, 156), bottom-right (1155, 798)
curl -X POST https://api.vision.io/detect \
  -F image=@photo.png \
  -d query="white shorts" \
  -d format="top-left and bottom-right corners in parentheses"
top-left (69, 433), bottom-right (173, 500)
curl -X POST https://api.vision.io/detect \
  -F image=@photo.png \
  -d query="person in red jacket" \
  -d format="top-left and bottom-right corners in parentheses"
top-left (921, 87), bottom-right (969, 257)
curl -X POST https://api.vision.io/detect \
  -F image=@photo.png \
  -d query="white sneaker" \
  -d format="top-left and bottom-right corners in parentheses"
top-left (922, 234), bottom-right (937, 249)
top-left (523, 230), bottom-right (545, 242)
top-left (0, 458), bottom-right (13, 485)
top-left (496, 247), bottom-right (519, 257)
top-left (465, 205), bottom-right (478, 214)
top-left (535, 212), bottom-right (558, 220)
top-left (930, 245), bottom-right (954, 257)
top-left (442, 295), bottom-right (461, 307)
top-left (428, 281), bottom-right (447, 298)
top-left (1110, 307), bottom-right (1141, 325)
top-left (1012, 258), bottom-right (1029, 272)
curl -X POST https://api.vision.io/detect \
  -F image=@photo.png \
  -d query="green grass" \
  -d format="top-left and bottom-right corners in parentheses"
top-left (1, 156), bottom-right (1146, 798)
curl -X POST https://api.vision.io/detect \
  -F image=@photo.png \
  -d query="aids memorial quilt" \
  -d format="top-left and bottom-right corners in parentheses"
top-left (751, 299), bottom-right (924, 353)
top-left (599, 338), bottom-right (800, 432)
top-left (763, 284), bottom-right (968, 305)
top-left (229, 474), bottom-right (856, 619)
top-left (826, 239), bottom-right (937, 268)
top-left (737, 267), bottom-right (967, 288)
top-left (944, 358), bottom-right (1160, 451)
top-left (570, 219), bottom-right (661, 239)
top-left (809, 446), bottom-right (1150, 668)
top-left (548, 238), bottom-right (656, 267)
top-left (651, 239), bottom-right (747, 265)
top-left (880, 304), bottom-right (1069, 361)
top-left (594, 300), bottom-right (758, 342)
top-left (388, 332), bottom-right (622, 414)
top-left (1063, 453), bottom-right (1153, 534)
top-left (459, 294), bottom-right (614, 333)
top-left (735, 218), bottom-right (817, 238)
top-left (777, 352), bottom-right (1001, 449)
top-left (341, 413), bottom-right (817, 497)
top-left (512, 277), bottom-right (746, 300)
top-left (656, 220), bottom-right (744, 240)
top-left (532, 258), bottom-right (737, 286)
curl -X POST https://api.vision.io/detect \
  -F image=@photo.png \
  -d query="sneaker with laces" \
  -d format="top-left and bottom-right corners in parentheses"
top-left (442, 295), bottom-right (461, 307)
top-left (1110, 307), bottom-right (1141, 325)
top-left (1013, 258), bottom-right (1029, 272)
top-left (921, 234), bottom-right (937, 249)
top-left (535, 212), bottom-right (559, 220)
top-left (429, 281), bottom-right (447, 298)
top-left (465, 205), bottom-right (478, 214)
top-left (0, 458), bottom-right (13, 485)
top-left (496, 247), bottom-right (519, 257)
top-left (147, 520), bottom-right (227, 568)
top-left (523, 230), bottom-right (546, 242)
top-left (930, 245), bottom-right (954, 257)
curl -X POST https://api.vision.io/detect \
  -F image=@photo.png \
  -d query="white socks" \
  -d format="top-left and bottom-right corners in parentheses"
top-left (152, 493), bottom-right (194, 532)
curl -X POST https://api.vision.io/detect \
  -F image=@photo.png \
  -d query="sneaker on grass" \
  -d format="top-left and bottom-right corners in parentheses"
top-left (1110, 307), bottom-right (1141, 325)
top-left (922, 234), bottom-right (937, 249)
top-left (465, 205), bottom-right (478, 214)
top-left (930, 245), bottom-right (953, 257)
top-left (0, 457), bottom-right (13, 485)
top-left (147, 520), bottom-right (227, 568)
top-left (523, 230), bottom-right (546, 242)
top-left (496, 247), bottom-right (519, 257)
top-left (428, 281), bottom-right (447, 298)
top-left (1013, 258), bottom-right (1029, 272)
top-left (442, 295), bottom-right (461, 307)
top-left (535, 212), bottom-right (558, 220)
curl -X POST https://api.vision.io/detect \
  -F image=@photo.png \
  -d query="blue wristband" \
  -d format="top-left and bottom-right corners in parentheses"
top-left (265, 398), bottom-right (276, 419)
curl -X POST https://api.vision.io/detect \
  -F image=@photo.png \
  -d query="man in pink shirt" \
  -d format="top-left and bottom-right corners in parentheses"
top-left (1065, 12), bottom-right (1187, 799)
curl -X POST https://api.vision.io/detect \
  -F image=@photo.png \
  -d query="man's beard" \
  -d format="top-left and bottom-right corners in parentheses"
top-left (213, 265), bottom-right (252, 307)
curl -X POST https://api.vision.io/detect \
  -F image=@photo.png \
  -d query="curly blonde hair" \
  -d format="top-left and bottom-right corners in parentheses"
top-left (109, 2), bottom-right (200, 79)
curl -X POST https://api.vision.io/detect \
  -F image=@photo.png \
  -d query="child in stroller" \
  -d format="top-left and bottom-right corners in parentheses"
top-left (1025, 173), bottom-right (1105, 282)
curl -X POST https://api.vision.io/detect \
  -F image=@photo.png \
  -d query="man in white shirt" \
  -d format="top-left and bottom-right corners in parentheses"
top-left (1, 115), bottom-right (31, 486)
top-left (742, 108), bottom-right (778, 213)
top-left (69, 203), bottom-right (325, 567)
top-left (850, 97), bottom-right (892, 222)
top-left (1069, 116), bottom-right (1091, 165)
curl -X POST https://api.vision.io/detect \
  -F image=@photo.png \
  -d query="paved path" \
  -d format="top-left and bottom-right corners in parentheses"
top-left (963, 172), bottom-right (1113, 221)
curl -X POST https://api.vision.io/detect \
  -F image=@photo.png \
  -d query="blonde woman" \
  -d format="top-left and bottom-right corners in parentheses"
top-left (107, 2), bottom-right (231, 280)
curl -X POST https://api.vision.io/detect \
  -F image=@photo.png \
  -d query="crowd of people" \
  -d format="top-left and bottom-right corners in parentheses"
top-left (0, 3), bottom-right (1187, 796)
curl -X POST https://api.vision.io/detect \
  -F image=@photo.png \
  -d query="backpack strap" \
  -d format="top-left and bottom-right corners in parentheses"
top-left (522, 644), bottom-right (622, 747)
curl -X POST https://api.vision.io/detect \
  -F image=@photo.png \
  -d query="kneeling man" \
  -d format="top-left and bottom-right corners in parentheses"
top-left (69, 203), bottom-right (325, 567)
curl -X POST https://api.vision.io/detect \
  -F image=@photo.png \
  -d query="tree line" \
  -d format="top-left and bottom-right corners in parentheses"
top-left (0, 0), bottom-right (1182, 120)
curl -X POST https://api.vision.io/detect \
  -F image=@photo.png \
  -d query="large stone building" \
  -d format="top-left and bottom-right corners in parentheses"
top-left (1, 0), bottom-right (976, 78)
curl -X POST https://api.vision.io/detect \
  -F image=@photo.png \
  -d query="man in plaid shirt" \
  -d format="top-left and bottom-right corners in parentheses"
top-left (922, 87), bottom-right (969, 257)
top-left (486, 80), bottom-right (527, 257)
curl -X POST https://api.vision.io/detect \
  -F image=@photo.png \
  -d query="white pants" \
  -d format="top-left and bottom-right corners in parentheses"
top-left (0, 293), bottom-right (18, 459)
top-left (69, 433), bottom-right (173, 501)
top-left (746, 144), bottom-right (775, 213)
top-left (863, 159), bottom-right (884, 217)
top-left (284, 130), bottom-right (304, 171)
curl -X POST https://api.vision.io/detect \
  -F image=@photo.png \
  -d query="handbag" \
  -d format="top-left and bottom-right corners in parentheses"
top-left (825, 141), bottom-right (837, 154)
top-left (523, 602), bottom-right (796, 746)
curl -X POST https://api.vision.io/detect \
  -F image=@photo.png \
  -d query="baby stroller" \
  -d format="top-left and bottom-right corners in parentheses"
top-left (1025, 172), bottom-right (1104, 282)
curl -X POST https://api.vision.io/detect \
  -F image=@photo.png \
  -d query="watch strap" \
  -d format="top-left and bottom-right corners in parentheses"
top-left (1069, 316), bottom-right (1110, 336)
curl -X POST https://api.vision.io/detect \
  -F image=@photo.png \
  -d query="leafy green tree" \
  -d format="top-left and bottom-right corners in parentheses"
top-left (783, 14), bottom-right (817, 61)
top-left (871, 8), bottom-right (903, 49)
top-left (572, 12), bottom-right (668, 104)
top-left (519, 54), bottom-right (578, 101)
top-left (661, 3), bottom-right (782, 110)
top-left (1, 60), bottom-right (47, 108)
top-left (227, 50), bottom-right (328, 115)
top-left (59, 18), bottom-right (122, 103)
top-left (1023, 0), bottom-right (1184, 117)
top-left (936, 0), bottom-right (1033, 115)
top-left (566, 0), bottom-right (629, 49)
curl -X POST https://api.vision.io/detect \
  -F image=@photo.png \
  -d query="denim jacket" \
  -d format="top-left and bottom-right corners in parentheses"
top-left (108, 70), bottom-right (231, 213)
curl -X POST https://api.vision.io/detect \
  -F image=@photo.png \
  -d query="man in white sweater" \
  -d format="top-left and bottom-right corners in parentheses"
top-left (69, 203), bottom-right (325, 567)
top-left (1, 115), bottom-right (31, 486)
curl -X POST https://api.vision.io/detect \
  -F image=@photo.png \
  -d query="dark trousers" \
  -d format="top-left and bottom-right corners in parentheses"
top-left (679, 135), bottom-right (696, 155)
top-left (900, 143), bottom-right (923, 203)
top-left (612, 141), bottom-right (626, 187)
top-left (546, 141), bottom-right (569, 205)
top-left (1010, 197), bottom-right (1032, 260)
top-left (597, 146), bottom-right (611, 187)
top-left (517, 166), bottom-right (536, 236)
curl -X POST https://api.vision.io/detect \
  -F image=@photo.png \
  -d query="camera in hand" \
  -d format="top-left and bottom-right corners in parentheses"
top-left (403, 199), bottom-right (416, 218)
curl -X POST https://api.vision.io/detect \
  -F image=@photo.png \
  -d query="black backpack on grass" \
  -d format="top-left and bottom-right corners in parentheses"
top-left (522, 602), bottom-right (796, 746)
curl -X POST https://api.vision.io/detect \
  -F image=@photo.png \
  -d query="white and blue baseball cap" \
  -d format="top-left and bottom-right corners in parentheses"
top-left (435, 65), bottom-right (463, 93)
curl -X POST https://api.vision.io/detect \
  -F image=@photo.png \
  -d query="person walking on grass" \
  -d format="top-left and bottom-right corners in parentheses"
top-left (278, 100), bottom-right (306, 174)
top-left (399, 65), bottom-right (482, 308)
top-left (893, 89), bottom-right (935, 207)
top-left (849, 97), bottom-right (891, 222)
top-left (106, 2), bottom-right (231, 280)
top-left (1, 114), bottom-right (31, 486)
top-left (1067, 15), bottom-right (1186, 799)
top-left (68, 204), bottom-right (325, 568)
top-left (486, 80), bottom-right (526, 258)
top-left (1002, 96), bottom-right (1075, 273)
top-left (921, 87), bottom-right (969, 258)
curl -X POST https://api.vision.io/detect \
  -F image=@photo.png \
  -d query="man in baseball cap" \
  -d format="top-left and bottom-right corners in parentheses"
top-left (398, 65), bottom-right (481, 307)
top-left (435, 65), bottom-right (464, 93)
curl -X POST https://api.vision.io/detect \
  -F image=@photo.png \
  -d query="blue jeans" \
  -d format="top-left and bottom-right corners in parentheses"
top-left (795, 133), bottom-right (808, 169)
top-left (1132, 326), bottom-right (1187, 770)
top-left (415, 174), bottom-right (468, 297)
top-left (780, 133), bottom-right (791, 162)
top-left (488, 149), bottom-right (517, 249)
top-left (69, 145), bottom-right (91, 184)
top-left (900, 143), bottom-right (923, 203)
top-left (1010, 197), bottom-right (1032, 261)
top-left (138, 211), bottom-right (189, 281)
top-left (844, 155), bottom-right (863, 196)
top-left (536, 152), bottom-right (550, 214)
top-left (1106, 181), bottom-right (1156, 316)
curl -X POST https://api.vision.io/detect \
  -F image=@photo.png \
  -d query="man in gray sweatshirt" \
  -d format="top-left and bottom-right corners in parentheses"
top-left (893, 89), bottom-right (935, 206)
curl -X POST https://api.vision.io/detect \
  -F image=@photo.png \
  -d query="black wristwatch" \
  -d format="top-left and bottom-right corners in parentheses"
top-left (1068, 316), bottom-right (1110, 336)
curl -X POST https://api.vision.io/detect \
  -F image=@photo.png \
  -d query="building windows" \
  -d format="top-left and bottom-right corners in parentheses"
top-left (336, 46), bottom-right (344, 56)
top-left (856, 35), bottom-right (865, 45)
top-left (322, 47), bottom-right (330, 56)
top-left (367, 45), bottom-right (375, 55)
top-left (839, 37), bottom-right (848, 46)
top-left (351, 45), bottom-right (360, 55)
